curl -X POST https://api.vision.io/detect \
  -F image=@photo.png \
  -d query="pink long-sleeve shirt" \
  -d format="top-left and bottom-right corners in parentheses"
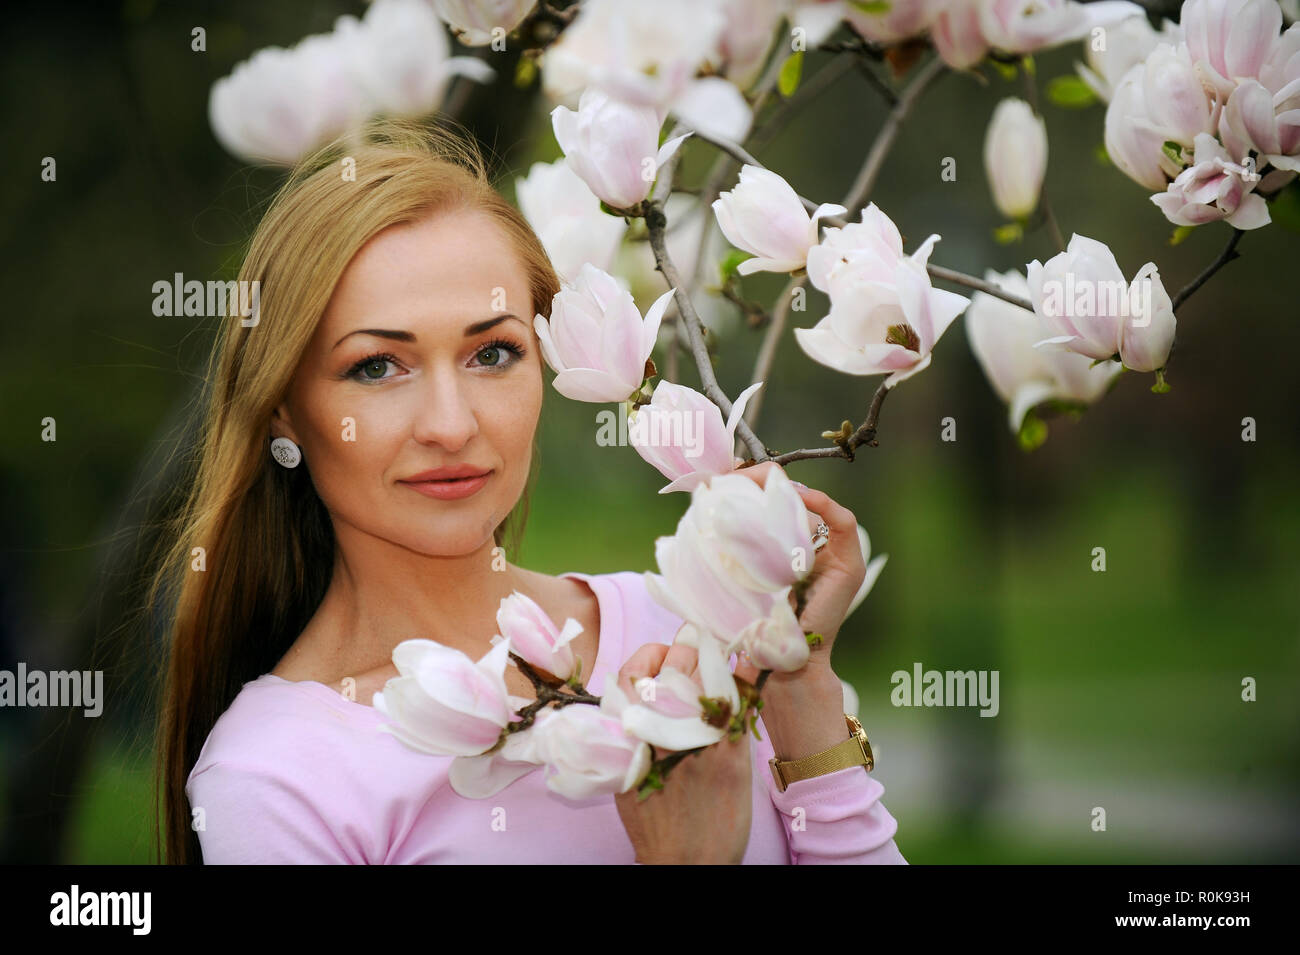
top-left (186, 570), bottom-right (907, 864)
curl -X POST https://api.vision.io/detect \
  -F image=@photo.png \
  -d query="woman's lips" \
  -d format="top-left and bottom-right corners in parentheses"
top-left (400, 471), bottom-right (492, 500)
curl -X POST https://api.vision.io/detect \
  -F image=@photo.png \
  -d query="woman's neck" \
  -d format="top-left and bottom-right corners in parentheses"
top-left (288, 525), bottom-right (533, 681)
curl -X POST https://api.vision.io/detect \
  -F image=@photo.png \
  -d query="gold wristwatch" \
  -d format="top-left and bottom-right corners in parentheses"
top-left (768, 714), bottom-right (874, 793)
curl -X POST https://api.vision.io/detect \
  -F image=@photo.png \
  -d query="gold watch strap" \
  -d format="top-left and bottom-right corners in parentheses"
top-left (768, 714), bottom-right (874, 793)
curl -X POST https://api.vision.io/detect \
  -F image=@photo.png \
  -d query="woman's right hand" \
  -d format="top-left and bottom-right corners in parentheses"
top-left (613, 642), bottom-right (753, 865)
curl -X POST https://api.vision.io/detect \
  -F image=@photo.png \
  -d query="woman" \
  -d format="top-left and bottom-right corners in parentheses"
top-left (152, 118), bottom-right (905, 864)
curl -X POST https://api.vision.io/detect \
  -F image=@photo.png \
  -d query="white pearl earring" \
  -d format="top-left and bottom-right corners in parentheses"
top-left (270, 436), bottom-right (302, 468)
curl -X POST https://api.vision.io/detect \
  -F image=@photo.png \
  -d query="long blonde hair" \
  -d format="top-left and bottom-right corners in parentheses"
top-left (150, 118), bottom-right (562, 864)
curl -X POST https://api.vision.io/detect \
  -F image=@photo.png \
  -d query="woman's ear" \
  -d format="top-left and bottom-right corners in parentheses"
top-left (270, 402), bottom-right (300, 445)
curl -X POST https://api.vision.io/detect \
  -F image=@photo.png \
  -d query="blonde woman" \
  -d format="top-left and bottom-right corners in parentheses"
top-left (151, 119), bottom-right (905, 865)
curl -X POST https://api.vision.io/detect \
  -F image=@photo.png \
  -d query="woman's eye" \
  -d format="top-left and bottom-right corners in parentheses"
top-left (346, 353), bottom-right (401, 383)
top-left (475, 340), bottom-right (525, 370)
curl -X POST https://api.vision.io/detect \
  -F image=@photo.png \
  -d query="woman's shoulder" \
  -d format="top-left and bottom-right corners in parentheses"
top-left (186, 674), bottom-right (375, 790)
top-left (560, 569), bottom-right (688, 659)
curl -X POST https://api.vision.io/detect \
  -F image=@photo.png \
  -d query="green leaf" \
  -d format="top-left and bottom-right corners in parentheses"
top-left (993, 221), bottom-right (1024, 244)
top-left (1169, 224), bottom-right (1195, 246)
top-left (1017, 411), bottom-right (1048, 452)
top-left (719, 248), bottom-right (753, 282)
top-left (1046, 74), bottom-right (1098, 108)
top-left (513, 56), bottom-right (537, 89)
top-left (1161, 140), bottom-right (1186, 166)
top-left (1269, 180), bottom-right (1300, 234)
top-left (848, 0), bottom-right (892, 13)
top-left (989, 59), bottom-right (1019, 82)
top-left (778, 50), bottom-right (803, 97)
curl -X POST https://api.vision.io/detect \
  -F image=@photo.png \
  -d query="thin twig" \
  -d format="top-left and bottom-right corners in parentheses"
top-left (840, 54), bottom-right (947, 218)
top-left (1171, 228), bottom-right (1244, 311)
top-left (743, 274), bottom-right (805, 429)
top-left (644, 199), bottom-right (771, 462)
top-left (772, 381), bottom-right (891, 466)
top-left (927, 264), bottom-right (1031, 310)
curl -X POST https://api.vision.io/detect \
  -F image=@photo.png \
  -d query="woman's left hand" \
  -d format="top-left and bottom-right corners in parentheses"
top-left (727, 460), bottom-right (866, 674)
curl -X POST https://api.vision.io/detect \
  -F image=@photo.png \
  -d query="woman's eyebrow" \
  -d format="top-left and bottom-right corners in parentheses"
top-left (332, 314), bottom-right (523, 351)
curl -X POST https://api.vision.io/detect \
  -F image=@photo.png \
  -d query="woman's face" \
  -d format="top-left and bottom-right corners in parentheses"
top-left (274, 206), bottom-right (543, 557)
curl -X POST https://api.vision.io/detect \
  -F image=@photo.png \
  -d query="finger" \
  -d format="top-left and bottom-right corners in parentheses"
top-left (661, 643), bottom-right (700, 682)
top-left (616, 643), bottom-right (670, 700)
top-left (788, 483), bottom-right (857, 538)
top-left (733, 651), bottom-right (761, 686)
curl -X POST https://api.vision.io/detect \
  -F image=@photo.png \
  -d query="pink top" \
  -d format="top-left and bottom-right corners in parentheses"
top-left (186, 571), bottom-right (907, 864)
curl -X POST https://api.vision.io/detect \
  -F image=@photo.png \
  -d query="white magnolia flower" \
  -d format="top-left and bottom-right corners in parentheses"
top-left (551, 87), bottom-right (690, 210)
top-left (515, 158), bottom-right (628, 283)
top-left (967, 268), bottom-right (1123, 432)
top-left (983, 98), bottom-right (1048, 219)
top-left (430, 0), bottom-right (537, 46)
top-left (712, 165), bottom-right (846, 275)
top-left (534, 263), bottom-right (672, 403)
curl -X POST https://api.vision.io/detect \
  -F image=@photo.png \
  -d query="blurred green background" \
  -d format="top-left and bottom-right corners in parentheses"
top-left (1, 0), bottom-right (1297, 863)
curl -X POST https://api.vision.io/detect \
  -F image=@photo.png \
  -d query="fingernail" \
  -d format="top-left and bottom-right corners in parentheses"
top-left (791, 480), bottom-right (808, 490)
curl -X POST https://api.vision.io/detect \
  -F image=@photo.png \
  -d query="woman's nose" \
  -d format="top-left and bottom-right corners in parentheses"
top-left (411, 370), bottom-right (480, 453)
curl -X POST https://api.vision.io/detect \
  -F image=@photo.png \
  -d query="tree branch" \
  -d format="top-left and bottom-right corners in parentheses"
top-left (772, 382), bottom-right (891, 466)
top-left (927, 263), bottom-right (1031, 309)
top-left (644, 199), bottom-right (771, 462)
top-left (1171, 227), bottom-right (1244, 311)
top-left (840, 53), bottom-right (947, 218)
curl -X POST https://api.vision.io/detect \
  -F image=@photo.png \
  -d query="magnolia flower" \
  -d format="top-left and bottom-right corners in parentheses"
top-left (491, 591), bottom-right (584, 681)
top-left (1028, 234), bottom-right (1176, 373)
top-left (551, 88), bottom-right (690, 210)
top-left (447, 726), bottom-right (544, 798)
top-left (843, 524), bottom-right (889, 621)
top-left (967, 268), bottom-right (1124, 432)
top-left (209, 29), bottom-right (373, 165)
top-left (737, 594), bottom-right (810, 672)
top-left (342, 0), bottom-right (496, 118)
top-left (541, 0), bottom-right (726, 108)
top-left (712, 165), bottom-right (846, 276)
top-left (1219, 66), bottom-right (1300, 175)
top-left (843, 0), bottom-right (930, 45)
top-left (430, 0), bottom-right (537, 46)
top-left (628, 379), bottom-right (765, 493)
top-left (712, 0), bottom-right (794, 89)
top-left (372, 638), bottom-right (513, 756)
top-left (678, 468), bottom-right (815, 593)
top-left (1182, 0), bottom-right (1284, 99)
top-left (534, 263), bottom-right (672, 403)
top-left (644, 467), bottom-right (814, 651)
top-left (983, 98), bottom-right (1048, 219)
top-left (1104, 61), bottom-right (1194, 190)
top-left (1076, 13), bottom-right (1181, 102)
top-left (614, 624), bottom-right (741, 749)
top-left (515, 158), bottom-right (628, 283)
top-left (1152, 132), bottom-right (1272, 229)
top-left (978, 0), bottom-right (1146, 56)
top-left (928, 0), bottom-right (990, 70)
top-left (530, 692), bottom-right (652, 799)
top-left (209, 0), bottom-right (493, 165)
top-left (795, 205), bottom-right (970, 388)
top-left (929, 0), bottom-right (1145, 70)
top-left (540, 0), bottom-right (754, 142)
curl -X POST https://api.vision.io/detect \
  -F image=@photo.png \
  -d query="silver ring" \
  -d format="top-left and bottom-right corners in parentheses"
top-left (812, 521), bottom-right (830, 552)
